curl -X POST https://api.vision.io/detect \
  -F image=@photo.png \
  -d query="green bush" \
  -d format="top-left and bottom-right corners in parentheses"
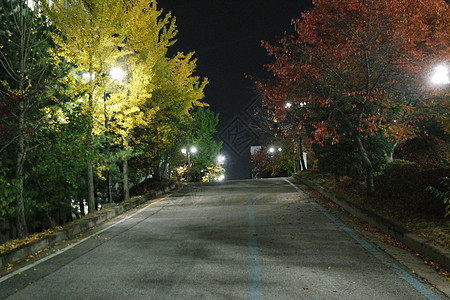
top-left (315, 134), bottom-right (393, 181)
top-left (394, 135), bottom-right (449, 168)
top-left (374, 159), bottom-right (421, 197)
top-left (427, 177), bottom-right (450, 218)
top-left (375, 160), bottom-right (450, 217)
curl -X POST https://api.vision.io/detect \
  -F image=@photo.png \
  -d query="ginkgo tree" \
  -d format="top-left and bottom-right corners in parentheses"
top-left (130, 50), bottom-right (208, 182)
top-left (41, 0), bottom-right (132, 213)
top-left (41, 0), bottom-right (194, 209)
top-left (258, 0), bottom-right (449, 193)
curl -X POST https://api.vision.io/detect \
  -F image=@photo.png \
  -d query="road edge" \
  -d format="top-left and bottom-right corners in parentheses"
top-left (292, 174), bottom-right (450, 272)
top-left (0, 182), bottom-right (182, 268)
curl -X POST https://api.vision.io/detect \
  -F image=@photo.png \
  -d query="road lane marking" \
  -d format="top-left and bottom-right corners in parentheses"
top-left (247, 198), bottom-right (263, 300)
top-left (283, 178), bottom-right (442, 300)
top-left (0, 195), bottom-right (170, 284)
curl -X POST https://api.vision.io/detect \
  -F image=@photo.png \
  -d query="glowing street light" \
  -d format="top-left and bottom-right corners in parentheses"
top-left (82, 72), bottom-right (94, 81)
top-left (181, 146), bottom-right (197, 166)
top-left (431, 64), bottom-right (449, 86)
top-left (217, 155), bottom-right (226, 164)
top-left (110, 67), bottom-right (126, 81)
top-left (181, 146), bottom-right (198, 181)
top-left (268, 147), bottom-right (282, 154)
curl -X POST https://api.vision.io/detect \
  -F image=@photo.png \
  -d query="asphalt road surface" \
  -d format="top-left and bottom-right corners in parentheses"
top-left (0, 178), bottom-right (447, 299)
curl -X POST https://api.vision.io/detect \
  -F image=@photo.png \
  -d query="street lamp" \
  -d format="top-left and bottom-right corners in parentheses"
top-left (82, 67), bottom-right (125, 203)
top-left (431, 64), bottom-right (449, 86)
top-left (217, 155), bottom-right (225, 164)
top-left (268, 147), bottom-right (282, 154)
top-left (181, 146), bottom-right (197, 181)
top-left (105, 68), bottom-right (125, 203)
top-left (181, 146), bottom-right (197, 166)
top-left (110, 67), bottom-right (125, 81)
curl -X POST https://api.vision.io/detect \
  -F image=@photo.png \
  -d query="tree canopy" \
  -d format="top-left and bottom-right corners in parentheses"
top-left (0, 0), bottom-right (219, 240)
top-left (257, 0), bottom-right (449, 192)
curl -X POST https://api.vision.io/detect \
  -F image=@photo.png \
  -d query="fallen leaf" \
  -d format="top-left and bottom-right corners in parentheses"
top-left (312, 270), bottom-right (319, 273)
top-left (6, 264), bottom-right (13, 270)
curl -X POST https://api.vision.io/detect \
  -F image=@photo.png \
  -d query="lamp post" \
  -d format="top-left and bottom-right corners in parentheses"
top-left (284, 101), bottom-right (307, 171)
top-left (181, 146), bottom-right (197, 181)
top-left (181, 146), bottom-right (197, 166)
top-left (83, 67), bottom-right (125, 203)
top-left (105, 67), bottom-right (125, 203)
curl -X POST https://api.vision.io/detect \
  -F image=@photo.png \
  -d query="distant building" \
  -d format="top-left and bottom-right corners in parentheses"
top-left (250, 145), bottom-right (262, 156)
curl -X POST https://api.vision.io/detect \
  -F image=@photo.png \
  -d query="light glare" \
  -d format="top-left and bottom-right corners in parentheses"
top-left (431, 64), bottom-right (449, 85)
top-left (110, 67), bottom-right (125, 80)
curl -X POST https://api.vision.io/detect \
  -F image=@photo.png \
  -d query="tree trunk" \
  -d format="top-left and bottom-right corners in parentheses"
top-left (79, 199), bottom-right (85, 216)
top-left (87, 160), bottom-right (95, 213)
top-left (123, 159), bottom-right (130, 201)
top-left (15, 109), bottom-right (28, 237)
top-left (354, 134), bottom-right (375, 194)
top-left (385, 143), bottom-right (396, 163)
top-left (14, 1), bottom-right (29, 238)
top-left (298, 134), bottom-right (307, 171)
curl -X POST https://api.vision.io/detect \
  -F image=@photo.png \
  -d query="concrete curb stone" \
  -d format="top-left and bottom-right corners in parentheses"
top-left (293, 174), bottom-right (450, 271)
top-left (0, 182), bottom-right (182, 268)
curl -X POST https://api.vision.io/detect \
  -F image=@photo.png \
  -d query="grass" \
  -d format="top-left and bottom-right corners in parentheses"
top-left (298, 169), bottom-right (450, 251)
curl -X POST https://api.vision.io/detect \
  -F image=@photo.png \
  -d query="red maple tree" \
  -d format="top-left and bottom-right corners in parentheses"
top-left (257, 0), bottom-right (449, 192)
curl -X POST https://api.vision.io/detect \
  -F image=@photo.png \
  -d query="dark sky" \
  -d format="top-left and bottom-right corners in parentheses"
top-left (158, 0), bottom-right (312, 179)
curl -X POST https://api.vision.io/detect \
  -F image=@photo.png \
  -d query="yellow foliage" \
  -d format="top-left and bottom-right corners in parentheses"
top-left (0, 227), bottom-right (63, 255)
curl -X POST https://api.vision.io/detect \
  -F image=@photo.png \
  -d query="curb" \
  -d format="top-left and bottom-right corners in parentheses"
top-left (0, 182), bottom-right (182, 268)
top-left (293, 174), bottom-right (450, 271)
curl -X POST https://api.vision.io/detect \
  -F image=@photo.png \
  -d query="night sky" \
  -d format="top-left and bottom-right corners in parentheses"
top-left (158, 0), bottom-right (312, 179)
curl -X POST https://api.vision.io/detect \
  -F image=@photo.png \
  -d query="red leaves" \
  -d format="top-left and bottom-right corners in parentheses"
top-left (254, 0), bottom-right (449, 148)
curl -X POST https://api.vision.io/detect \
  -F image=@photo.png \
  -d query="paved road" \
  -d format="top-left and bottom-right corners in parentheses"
top-left (0, 178), bottom-right (446, 299)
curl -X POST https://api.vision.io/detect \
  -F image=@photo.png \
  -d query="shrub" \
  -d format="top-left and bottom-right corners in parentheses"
top-left (374, 160), bottom-right (421, 197)
top-left (375, 160), bottom-right (450, 217)
top-left (394, 135), bottom-right (449, 168)
top-left (427, 177), bottom-right (450, 218)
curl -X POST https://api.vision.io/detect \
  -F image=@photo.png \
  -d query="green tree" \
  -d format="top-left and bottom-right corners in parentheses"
top-left (41, 0), bottom-right (129, 212)
top-left (189, 108), bottom-right (223, 175)
top-left (0, 0), bottom-right (59, 237)
top-left (25, 105), bottom-right (91, 228)
top-left (131, 51), bottom-right (208, 181)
